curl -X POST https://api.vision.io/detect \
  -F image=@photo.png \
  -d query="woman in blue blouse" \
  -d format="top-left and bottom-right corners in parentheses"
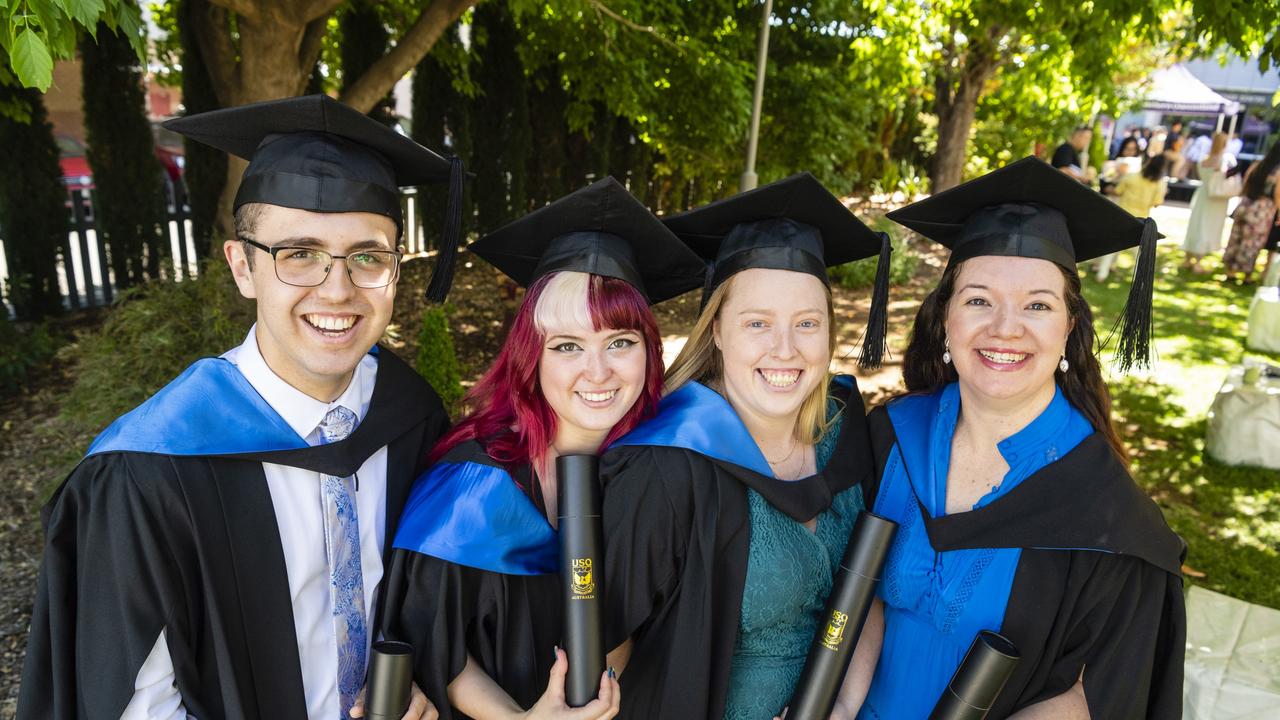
top-left (856, 158), bottom-right (1186, 719)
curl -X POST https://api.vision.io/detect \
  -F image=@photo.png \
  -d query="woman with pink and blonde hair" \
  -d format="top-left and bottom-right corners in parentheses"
top-left (380, 178), bottom-right (704, 720)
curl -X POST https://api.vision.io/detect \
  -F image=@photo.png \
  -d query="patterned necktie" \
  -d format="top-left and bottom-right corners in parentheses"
top-left (316, 406), bottom-right (366, 719)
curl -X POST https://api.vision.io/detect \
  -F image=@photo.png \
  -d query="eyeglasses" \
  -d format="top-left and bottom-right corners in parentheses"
top-left (239, 237), bottom-right (402, 289)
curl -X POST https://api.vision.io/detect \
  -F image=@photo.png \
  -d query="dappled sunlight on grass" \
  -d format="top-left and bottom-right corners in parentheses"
top-left (1107, 376), bottom-right (1280, 608)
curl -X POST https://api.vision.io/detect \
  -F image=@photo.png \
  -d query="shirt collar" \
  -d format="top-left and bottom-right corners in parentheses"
top-left (994, 383), bottom-right (1075, 465)
top-left (225, 324), bottom-right (376, 444)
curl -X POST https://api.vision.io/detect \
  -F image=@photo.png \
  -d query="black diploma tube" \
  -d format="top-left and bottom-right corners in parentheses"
top-left (557, 453), bottom-right (606, 707)
top-left (787, 511), bottom-right (897, 720)
top-left (365, 640), bottom-right (413, 720)
top-left (928, 631), bottom-right (1020, 720)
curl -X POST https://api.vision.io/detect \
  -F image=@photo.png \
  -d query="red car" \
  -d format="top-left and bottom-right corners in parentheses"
top-left (57, 135), bottom-right (93, 191)
top-left (56, 125), bottom-right (186, 195)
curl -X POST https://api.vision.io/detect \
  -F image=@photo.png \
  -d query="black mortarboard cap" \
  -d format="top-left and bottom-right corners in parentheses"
top-left (164, 94), bottom-right (465, 304)
top-left (467, 177), bottom-right (705, 304)
top-left (887, 156), bottom-right (1161, 370)
top-left (662, 172), bottom-right (893, 369)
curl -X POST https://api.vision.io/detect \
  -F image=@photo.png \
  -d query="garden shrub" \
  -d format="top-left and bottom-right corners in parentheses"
top-left (61, 262), bottom-right (254, 429)
top-left (830, 219), bottom-right (920, 290)
top-left (0, 314), bottom-right (59, 397)
top-left (416, 304), bottom-right (464, 412)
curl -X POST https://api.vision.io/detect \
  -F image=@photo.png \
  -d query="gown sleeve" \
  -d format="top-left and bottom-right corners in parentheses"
top-left (600, 445), bottom-right (692, 651)
top-left (1075, 554), bottom-right (1185, 719)
top-left (1028, 552), bottom-right (1185, 720)
top-left (381, 548), bottom-right (476, 720)
top-left (18, 454), bottom-right (190, 720)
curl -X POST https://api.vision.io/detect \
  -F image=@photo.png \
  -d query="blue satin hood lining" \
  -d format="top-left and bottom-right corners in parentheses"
top-left (86, 357), bottom-right (309, 457)
top-left (611, 380), bottom-right (773, 476)
top-left (393, 460), bottom-right (559, 576)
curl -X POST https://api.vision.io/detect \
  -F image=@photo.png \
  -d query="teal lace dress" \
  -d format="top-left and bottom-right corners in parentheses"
top-left (723, 412), bottom-right (864, 720)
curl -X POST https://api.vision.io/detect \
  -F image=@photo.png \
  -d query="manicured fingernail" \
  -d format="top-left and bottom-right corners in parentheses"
top-left (608, 666), bottom-right (616, 679)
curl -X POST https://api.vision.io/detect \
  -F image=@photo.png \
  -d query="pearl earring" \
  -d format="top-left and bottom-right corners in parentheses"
top-left (1059, 354), bottom-right (1070, 373)
top-left (942, 337), bottom-right (952, 365)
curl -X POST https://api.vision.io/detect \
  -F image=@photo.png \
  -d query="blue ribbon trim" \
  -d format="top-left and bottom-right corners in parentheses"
top-left (86, 358), bottom-right (309, 457)
top-left (393, 460), bottom-right (559, 576)
top-left (610, 380), bottom-right (773, 476)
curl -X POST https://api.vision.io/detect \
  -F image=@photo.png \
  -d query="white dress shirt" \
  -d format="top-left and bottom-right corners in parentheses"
top-left (122, 326), bottom-right (388, 719)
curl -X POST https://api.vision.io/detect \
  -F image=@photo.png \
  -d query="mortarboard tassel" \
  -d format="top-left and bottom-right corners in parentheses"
top-left (858, 232), bottom-right (893, 370)
top-left (1112, 217), bottom-right (1159, 372)
top-left (425, 155), bottom-right (466, 304)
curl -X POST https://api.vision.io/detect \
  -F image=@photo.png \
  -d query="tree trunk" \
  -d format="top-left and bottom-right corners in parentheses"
top-left (928, 27), bottom-right (1004, 193)
top-left (191, 0), bottom-right (477, 239)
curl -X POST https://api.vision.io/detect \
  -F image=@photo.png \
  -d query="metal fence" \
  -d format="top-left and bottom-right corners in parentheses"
top-left (0, 186), bottom-right (435, 319)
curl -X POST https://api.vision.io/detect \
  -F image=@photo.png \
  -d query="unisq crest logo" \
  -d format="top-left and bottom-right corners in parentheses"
top-left (821, 609), bottom-right (849, 650)
top-left (570, 558), bottom-right (595, 599)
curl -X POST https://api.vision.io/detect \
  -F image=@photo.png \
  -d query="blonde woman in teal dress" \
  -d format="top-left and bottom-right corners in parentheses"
top-left (599, 174), bottom-right (891, 719)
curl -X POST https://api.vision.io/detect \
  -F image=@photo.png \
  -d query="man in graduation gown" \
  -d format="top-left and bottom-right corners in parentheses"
top-left (17, 95), bottom-right (463, 720)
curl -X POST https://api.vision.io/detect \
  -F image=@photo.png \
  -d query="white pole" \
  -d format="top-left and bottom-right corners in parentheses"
top-left (740, 0), bottom-right (773, 192)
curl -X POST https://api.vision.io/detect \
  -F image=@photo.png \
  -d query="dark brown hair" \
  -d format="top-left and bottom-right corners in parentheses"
top-left (902, 259), bottom-right (1128, 463)
top-left (1244, 141), bottom-right (1280, 200)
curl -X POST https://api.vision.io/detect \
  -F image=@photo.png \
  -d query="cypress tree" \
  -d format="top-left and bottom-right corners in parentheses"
top-left (0, 85), bottom-right (67, 318)
top-left (470, 2), bottom-right (530, 232)
top-left (341, 1), bottom-right (397, 125)
top-left (81, 20), bottom-right (169, 287)
top-left (526, 64), bottom-right (572, 209)
top-left (179, 0), bottom-right (227, 259)
top-left (412, 24), bottom-right (473, 248)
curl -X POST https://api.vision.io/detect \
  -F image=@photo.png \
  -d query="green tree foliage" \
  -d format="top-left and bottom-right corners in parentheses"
top-left (80, 19), bottom-right (169, 288)
top-left (415, 304), bottom-right (464, 411)
top-left (177, 0), bottom-right (226, 258)
top-left (0, 82), bottom-right (66, 318)
top-left (0, 313), bottom-right (59, 397)
top-left (1, 0), bottom-right (143, 93)
top-left (62, 260), bottom-right (254, 429)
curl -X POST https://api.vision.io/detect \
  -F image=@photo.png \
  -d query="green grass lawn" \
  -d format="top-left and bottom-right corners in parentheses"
top-left (1083, 239), bottom-right (1280, 609)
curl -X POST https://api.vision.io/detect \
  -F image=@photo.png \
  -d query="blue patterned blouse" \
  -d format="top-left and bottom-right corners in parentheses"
top-left (858, 383), bottom-right (1093, 720)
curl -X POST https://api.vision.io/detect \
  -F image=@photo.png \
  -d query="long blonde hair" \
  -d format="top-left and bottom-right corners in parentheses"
top-left (1207, 132), bottom-right (1230, 166)
top-left (664, 273), bottom-right (838, 445)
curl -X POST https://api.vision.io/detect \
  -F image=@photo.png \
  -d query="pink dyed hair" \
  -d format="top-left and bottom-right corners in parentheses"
top-left (428, 272), bottom-right (664, 468)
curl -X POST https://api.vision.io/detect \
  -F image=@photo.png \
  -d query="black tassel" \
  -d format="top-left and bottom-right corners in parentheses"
top-left (698, 261), bottom-right (717, 310)
top-left (1112, 217), bottom-right (1159, 371)
top-left (858, 232), bottom-right (893, 370)
top-left (425, 155), bottom-right (465, 304)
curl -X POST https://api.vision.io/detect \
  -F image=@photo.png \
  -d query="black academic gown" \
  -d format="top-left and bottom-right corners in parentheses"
top-left (863, 405), bottom-right (1186, 719)
top-left (599, 378), bottom-right (875, 720)
top-left (382, 440), bottom-right (562, 719)
top-left (18, 348), bottom-right (448, 720)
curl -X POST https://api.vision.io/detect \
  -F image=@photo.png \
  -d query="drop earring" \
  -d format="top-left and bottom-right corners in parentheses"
top-left (942, 337), bottom-right (952, 365)
top-left (1059, 354), bottom-right (1070, 373)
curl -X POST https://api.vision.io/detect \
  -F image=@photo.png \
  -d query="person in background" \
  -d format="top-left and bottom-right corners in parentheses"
top-left (1167, 120), bottom-right (1183, 148)
top-left (1164, 135), bottom-right (1187, 179)
top-left (1100, 136), bottom-right (1143, 196)
top-left (1223, 141), bottom-right (1280, 283)
top-left (1183, 133), bottom-right (1212, 179)
top-left (1183, 132), bottom-right (1237, 273)
top-left (1097, 154), bottom-right (1169, 281)
top-left (1113, 136), bottom-right (1141, 162)
top-left (1050, 126), bottom-right (1093, 183)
